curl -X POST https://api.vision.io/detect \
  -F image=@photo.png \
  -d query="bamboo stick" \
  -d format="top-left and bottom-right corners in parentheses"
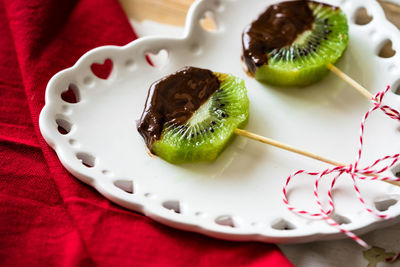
top-left (326, 63), bottom-right (374, 100)
top-left (234, 128), bottom-right (400, 187)
top-left (234, 128), bottom-right (343, 166)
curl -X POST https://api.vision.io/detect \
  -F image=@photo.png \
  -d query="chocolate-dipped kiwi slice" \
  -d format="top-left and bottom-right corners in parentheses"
top-left (242, 0), bottom-right (349, 87)
top-left (137, 67), bottom-right (249, 164)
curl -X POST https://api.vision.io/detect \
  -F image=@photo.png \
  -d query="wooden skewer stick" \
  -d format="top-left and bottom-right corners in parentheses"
top-left (234, 128), bottom-right (342, 166)
top-left (234, 128), bottom-right (400, 187)
top-left (326, 63), bottom-right (374, 100)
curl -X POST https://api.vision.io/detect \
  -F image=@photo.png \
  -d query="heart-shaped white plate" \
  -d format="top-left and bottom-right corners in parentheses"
top-left (39, 0), bottom-right (400, 243)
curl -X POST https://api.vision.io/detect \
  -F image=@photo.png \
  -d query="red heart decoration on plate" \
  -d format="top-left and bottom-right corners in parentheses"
top-left (91, 58), bottom-right (113, 79)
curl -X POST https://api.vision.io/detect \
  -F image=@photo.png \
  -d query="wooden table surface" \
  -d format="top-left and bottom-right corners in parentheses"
top-left (118, 1), bottom-right (400, 266)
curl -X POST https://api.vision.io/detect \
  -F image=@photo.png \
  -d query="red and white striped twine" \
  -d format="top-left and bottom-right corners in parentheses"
top-left (282, 86), bottom-right (400, 248)
top-left (386, 252), bottom-right (400, 263)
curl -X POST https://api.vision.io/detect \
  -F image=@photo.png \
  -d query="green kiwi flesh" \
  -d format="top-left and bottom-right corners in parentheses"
top-left (255, 2), bottom-right (349, 87)
top-left (152, 73), bottom-right (249, 164)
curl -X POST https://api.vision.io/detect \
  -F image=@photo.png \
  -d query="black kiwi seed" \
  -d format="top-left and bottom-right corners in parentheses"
top-left (211, 121), bottom-right (216, 125)
top-left (220, 103), bottom-right (225, 107)
top-left (221, 113), bottom-right (226, 118)
top-left (191, 134), bottom-right (195, 138)
top-left (210, 128), bottom-right (214, 133)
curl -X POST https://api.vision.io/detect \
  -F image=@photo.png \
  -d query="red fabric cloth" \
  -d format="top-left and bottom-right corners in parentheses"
top-left (0, 0), bottom-right (294, 266)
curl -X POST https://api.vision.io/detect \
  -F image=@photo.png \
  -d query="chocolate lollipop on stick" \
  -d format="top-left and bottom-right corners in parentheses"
top-left (136, 67), bottom-right (400, 187)
top-left (137, 66), bottom-right (342, 165)
top-left (242, 0), bottom-right (379, 101)
top-left (242, 0), bottom-right (349, 87)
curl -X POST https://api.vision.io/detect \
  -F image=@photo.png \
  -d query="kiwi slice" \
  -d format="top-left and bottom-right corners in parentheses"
top-left (242, 0), bottom-right (349, 87)
top-left (137, 67), bottom-right (249, 164)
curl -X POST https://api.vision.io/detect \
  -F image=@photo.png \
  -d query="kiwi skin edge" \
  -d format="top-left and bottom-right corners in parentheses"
top-left (255, 62), bottom-right (332, 87)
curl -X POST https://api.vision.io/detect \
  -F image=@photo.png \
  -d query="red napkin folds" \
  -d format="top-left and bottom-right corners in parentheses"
top-left (0, 0), bottom-right (294, 266)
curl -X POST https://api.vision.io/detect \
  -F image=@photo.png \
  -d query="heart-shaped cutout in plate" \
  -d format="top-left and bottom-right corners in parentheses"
top-left (145, 49), bottom-right (169, 68)
top-left (91, 58), bottom-right (113, 79)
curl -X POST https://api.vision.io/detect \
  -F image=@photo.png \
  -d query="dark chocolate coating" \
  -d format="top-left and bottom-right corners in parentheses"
top-left (137, 67), bottom-right (220, 149)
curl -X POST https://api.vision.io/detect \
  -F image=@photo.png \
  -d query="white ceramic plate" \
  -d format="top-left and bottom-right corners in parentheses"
top-left (39, 0), bottom-right (400, 243)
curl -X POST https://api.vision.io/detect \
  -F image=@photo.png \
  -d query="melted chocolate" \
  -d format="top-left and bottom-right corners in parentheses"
top-left (137, 67), bottom-right (220, 149)
top-left (242, 0), bottom-right (317, 74)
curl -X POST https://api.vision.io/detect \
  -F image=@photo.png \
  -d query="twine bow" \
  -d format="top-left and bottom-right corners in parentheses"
top-left (282, 86), bottom-right (400, 247)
